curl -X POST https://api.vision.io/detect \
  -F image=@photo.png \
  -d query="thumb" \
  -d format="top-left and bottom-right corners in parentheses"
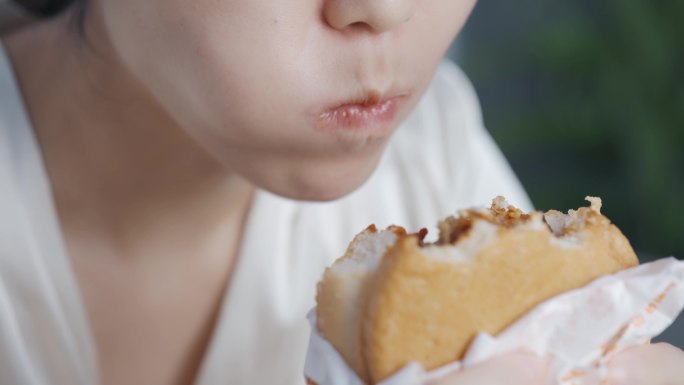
top-left (429, 352), bottom-right (550, 385)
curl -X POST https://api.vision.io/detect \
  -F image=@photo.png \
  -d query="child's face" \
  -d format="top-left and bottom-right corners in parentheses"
top-left (98, 0), bottom-right (476, 200)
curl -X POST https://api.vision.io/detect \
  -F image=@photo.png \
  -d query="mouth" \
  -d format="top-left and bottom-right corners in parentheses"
top-left (316, 91), bottom-right (409, 134)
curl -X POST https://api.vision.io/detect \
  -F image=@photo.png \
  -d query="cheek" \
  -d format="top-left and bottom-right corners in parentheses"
top-left (124, 1), bottom-right (321, 147)
top-left (400, 0), bottom-right (477, 79)
top-left (96, 2), bottom-right (269, 153)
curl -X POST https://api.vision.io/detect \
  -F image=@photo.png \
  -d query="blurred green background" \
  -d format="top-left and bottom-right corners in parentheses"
top-left (450, 0), bottom-right (684, 347)
top-left (450, 0), bottom-right (684, 262)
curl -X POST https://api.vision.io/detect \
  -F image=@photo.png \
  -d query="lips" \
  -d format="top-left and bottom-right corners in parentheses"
top-left (316, 91), bottom-right (407, 134)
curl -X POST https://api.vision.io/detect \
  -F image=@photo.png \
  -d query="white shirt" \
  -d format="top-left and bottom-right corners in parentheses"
top-left (0, 42), bottom-right (531, 385)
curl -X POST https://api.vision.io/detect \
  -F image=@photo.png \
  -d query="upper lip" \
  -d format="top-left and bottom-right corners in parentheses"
top-left (341, 90), bottom-right (383, 107)
top-left (321, 89), bottom-right (408, 115)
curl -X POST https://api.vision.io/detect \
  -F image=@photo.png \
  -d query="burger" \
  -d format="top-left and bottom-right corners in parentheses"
top-left (314, 197), bottom-right (639, 384)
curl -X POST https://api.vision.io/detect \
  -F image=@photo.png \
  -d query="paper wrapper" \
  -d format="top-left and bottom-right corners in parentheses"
top-left (304, 257), bottom-right (684, 385)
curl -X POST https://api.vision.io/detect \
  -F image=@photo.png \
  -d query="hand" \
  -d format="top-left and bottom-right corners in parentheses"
top-left (429, 352), bottom-right (550, 385)
top-left (608, 343), bottom-right (684, 385)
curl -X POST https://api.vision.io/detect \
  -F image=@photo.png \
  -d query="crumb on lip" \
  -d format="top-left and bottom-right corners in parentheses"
top-left (360, 90), bottom-right (381, 106)
top-left (326, 90), bottom-right (386, 112)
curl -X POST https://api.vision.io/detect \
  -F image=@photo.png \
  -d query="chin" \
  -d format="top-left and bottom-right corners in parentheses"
top-left (255, 154), bottom-right (383, 202)
top-left (285, 184), bottom-right (360, 202)
top-left (273, 173), bottom-right (373, 202)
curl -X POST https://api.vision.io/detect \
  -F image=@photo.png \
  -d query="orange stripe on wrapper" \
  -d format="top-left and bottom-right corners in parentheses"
top-left (646, 282), bottom-right (676, 314)
top-left (561, 369), bottom-right (586, 382)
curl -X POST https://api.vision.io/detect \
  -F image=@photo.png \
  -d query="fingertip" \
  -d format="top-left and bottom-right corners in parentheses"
top-left (430, 352), bottom-right (550, 385)
top-left (607, 343), bottom-right (684, 385)
top-left (607, 345), bottom-right (651, 384)
top-left (503, 351), bottom-right (552, 375)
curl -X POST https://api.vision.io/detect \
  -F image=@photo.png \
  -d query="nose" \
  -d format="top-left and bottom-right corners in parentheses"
top-left (323, 0), bottom-right (416, 33)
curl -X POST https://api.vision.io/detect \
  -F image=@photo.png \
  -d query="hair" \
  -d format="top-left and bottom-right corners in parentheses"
top-left (14, 0), bottom-right (87, 33)
top-left (14, 0), bottom-right (76, 16)
top-left (72, 0), bottom-right (87, 33)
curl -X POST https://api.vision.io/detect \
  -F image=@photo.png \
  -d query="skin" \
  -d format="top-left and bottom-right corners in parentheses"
top-left (434, 344), bottom-right (684, 385)
top-left (429, 352), bottom-right (552, 385)
top-left (2, 0), bottom-right (683, 384)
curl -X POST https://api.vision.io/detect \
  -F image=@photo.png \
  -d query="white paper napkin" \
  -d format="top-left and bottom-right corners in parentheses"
top-left (304, 257), bottom-right (684, 385)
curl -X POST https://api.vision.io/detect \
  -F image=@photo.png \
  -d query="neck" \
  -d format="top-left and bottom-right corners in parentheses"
top-left (3, 10), bottom-right (254, 261)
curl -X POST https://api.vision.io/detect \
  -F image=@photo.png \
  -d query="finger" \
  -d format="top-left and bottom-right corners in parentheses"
top-left (608, 343), bottom-right (684, 385)
top-left (429, 352), bottom-right (550, 385)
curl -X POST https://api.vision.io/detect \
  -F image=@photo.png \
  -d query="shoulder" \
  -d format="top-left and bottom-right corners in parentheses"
top-left (430, 59), bottom-right (485, 126)
top-left (388, 59), bottom-right (532, 212)
top-left (391, 60), bottom-right (483, 156)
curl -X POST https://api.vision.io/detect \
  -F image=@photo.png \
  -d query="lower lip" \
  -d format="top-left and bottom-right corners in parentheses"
top-left (316, 96), bottom-right (404, 134)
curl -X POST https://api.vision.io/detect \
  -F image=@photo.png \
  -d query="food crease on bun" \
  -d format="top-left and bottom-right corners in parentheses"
top-left (314, 196), bottom-right (638, 384)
